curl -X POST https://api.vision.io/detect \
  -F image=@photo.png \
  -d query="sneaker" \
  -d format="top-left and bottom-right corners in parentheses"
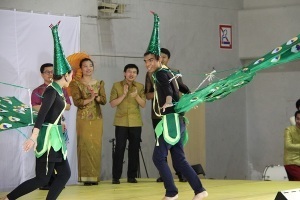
top-left (127, 178), bottom-right (138, 183)
top-left (156, 177), bottom-right (163, 182)
top-left (39, 185), bottom-right (50, 190)
top-left (112, 179), bottom-right (120, 184)
top-left (178, 176), bottom-right (187, 182)
top-left (83, 182), bottom-right (93, 186)
top-left (177, 174), bottom-right (187, 182)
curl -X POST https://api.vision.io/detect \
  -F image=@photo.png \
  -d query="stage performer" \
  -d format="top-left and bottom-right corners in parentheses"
top-left (143, 12), bottom-right (208, 200)
top-left (31, 62), bottom-right (71, 190)
top-left (3, 21), bottom-right (72, 200)
top-left (144, 47), bottom-right (188, 183)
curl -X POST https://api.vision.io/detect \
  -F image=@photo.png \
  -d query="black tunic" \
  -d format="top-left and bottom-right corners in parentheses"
top-left (154, 68), bottom-right (190, 115)
top-left (34, 86), bottom-right (65, 162)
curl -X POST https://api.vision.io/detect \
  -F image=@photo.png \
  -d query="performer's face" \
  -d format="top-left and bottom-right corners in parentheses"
top-left (41, 66), bottom-right (54, 85)
top-left (144, 54), bottom-right (160, 73)
top-left (161, 52), bottom-right (170, 66)
top-left (64, 70), bottom-right (73, 87)
top-left (296, 113), bottom-right (300, 128)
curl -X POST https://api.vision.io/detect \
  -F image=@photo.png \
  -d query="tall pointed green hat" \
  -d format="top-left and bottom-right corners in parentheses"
top-left (50, 21), bottom-right (72, 76)
top-left (146, 11), bottom-right (160, 56)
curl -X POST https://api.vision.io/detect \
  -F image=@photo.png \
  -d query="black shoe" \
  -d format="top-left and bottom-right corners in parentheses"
top-left (156, 177), bottom-right (163, 182)
top-left (178, 176), bottom-right (187, 182)
top-left (127, 178), bottom-right (138, 183)
top-left (83, 182), bottom-right (93, 186)
top-left (39, 185), bottom-right (50, 190)
top-left (112, 179), bottom-right (120, 184)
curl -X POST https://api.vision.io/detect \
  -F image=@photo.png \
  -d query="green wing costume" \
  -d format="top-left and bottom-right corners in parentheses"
top-left (175, 36), bottom-right (300, 113)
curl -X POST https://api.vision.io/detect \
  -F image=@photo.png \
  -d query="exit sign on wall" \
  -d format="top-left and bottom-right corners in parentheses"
top-left (219, 24), bottom-right (232, 49)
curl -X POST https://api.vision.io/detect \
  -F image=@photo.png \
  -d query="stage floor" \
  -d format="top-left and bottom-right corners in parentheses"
top-left (1, 178), bottom-right (299, 200)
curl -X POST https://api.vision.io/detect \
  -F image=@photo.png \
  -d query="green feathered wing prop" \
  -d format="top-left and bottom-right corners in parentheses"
top-left (175, 35), bottom-right (300, 113)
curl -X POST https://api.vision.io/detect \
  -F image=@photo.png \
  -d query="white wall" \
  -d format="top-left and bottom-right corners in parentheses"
top-left (243, 0), bottom-right (300, 9)
top-left (0, 0), bottom-right (98, 17)
top-left (239, 5), bottom-right (300, 59)
top-left (240, 0), bottom-right (300, 179)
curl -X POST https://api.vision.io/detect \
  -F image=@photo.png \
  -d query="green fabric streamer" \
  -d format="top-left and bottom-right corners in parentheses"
top-left (175, 35), bottom-right (300, 113)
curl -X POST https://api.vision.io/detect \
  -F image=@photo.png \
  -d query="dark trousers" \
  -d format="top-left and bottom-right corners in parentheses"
top-left (152, 117), bottom-right (205, 197)
top-left (7, 158), bottom-right (71, 200)
top-left (42, 171), bottom-right (56, 187)
top-left (152, 118), bottom-right (184, 179)
top-left (112, 126), bottom-right (141, 179)
top-left (284, 164), bottom-right (300, 181)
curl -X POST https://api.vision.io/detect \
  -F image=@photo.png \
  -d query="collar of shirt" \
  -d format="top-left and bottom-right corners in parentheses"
top-left (39, 83), bottom-right (48, 88)
top-left (121, 79), bottom-right (137, 88)
top-left (162, 64), bottom-right (169, 69)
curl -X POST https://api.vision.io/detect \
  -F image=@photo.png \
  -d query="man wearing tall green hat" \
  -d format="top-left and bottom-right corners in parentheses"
top-left (143, 12), bottom-right (208, 200)
top-left (4, 21), bottom-right (73, 200)
top-left (145, 47), bottom-right (190, 183)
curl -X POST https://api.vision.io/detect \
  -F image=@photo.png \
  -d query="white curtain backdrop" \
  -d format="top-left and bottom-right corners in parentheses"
top-left (0, 10), bottom-right (80, 192)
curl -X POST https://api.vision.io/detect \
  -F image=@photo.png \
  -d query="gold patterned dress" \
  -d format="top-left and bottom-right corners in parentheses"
top-left (69, 80), bottom-right (107, 183)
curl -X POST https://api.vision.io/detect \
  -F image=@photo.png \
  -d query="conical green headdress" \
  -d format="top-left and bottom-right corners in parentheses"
top-left (50, 21), bottom-right (72, 76)
top-left (146, 11), bottom-right (160, 56)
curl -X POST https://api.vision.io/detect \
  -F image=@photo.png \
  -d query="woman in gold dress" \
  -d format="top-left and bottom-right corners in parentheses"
top-left (70, 58), bottom-right (107, 185)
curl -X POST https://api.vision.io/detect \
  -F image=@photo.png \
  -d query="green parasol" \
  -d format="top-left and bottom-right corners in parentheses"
top-left (175, 35), bottom-right (300, 113)
top-left (0, 96), bottom-right (37, 132)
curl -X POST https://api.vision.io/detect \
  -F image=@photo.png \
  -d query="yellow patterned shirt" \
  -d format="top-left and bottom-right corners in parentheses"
top-left (110, 80), bottom-right (145, 127)
top-left (70, 80), bottom-right (107, 120)
top-left (284, 126), bottom-right (300, 166)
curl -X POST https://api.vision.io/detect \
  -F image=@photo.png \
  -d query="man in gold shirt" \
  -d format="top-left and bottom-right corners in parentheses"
top-left (284, 110), bottom-right (300, 181)
top-left (110, 64), bottom-right (146, 184)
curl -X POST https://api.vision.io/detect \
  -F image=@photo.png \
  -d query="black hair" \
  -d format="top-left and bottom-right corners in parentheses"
top-left (124, 64), bottom-right (139, 74)
top-left (295, 110), bottom-right (300, 119)
top-left (160, 48), bottom-right (171, 58)
top-left (79, 58), bottom-right (94, 68)
top-left (53, 70), bottom-right (72, 81)
top-left (143, 51), bottom-right (160, 61)
top-left (296, 99), bottom-right (300, 110)
top-left (40, 63), bottom-right (53, 73)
